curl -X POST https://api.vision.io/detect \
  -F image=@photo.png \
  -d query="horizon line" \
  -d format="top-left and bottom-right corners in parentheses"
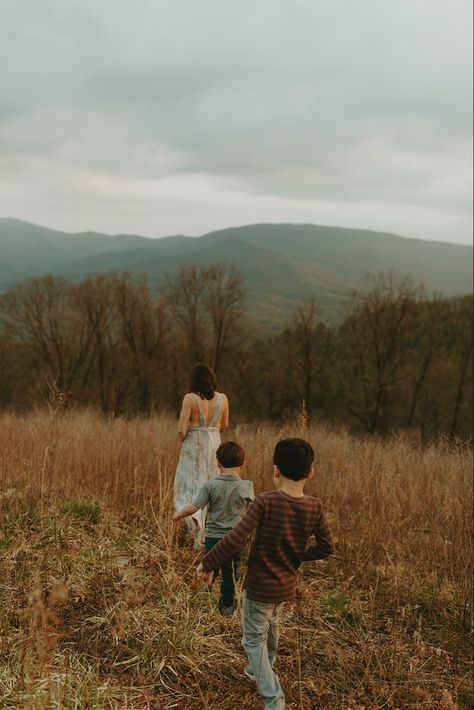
top-left (1, 215), bottom-right (472, 249)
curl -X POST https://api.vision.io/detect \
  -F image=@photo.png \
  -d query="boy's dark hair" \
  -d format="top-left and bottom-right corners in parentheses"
top-left (216, 441), bottom-right (245, 468)
top-left (190, 363), bottom-right (217, 400)
top-left (273, 438), bottom-right (314, 481)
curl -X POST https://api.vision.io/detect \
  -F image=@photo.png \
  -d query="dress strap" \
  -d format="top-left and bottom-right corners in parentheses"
top-left (208, 392), bottom-right (223, 427)
top-left (193, 394), bottom-right (206, 427)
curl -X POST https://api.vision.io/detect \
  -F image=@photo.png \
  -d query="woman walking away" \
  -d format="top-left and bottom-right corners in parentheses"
top-left (174, 364), bottom-right (229, 548)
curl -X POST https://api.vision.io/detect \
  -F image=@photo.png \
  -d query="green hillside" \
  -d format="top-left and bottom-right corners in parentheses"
top-left (0, 218), bottom-right (472, 324)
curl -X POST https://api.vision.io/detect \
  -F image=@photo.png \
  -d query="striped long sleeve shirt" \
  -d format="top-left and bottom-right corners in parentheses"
top-left (201, 490), bottom-right (334, 603)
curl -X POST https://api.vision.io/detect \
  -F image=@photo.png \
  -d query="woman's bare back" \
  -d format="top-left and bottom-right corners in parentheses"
top-left (178, 392), bottom-right (229, 438)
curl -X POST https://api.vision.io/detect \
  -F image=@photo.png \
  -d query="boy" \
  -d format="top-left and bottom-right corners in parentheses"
top-left (173, 440), bottom-right (254, 615)
top-left (196, 438), bottom-right (334, 710)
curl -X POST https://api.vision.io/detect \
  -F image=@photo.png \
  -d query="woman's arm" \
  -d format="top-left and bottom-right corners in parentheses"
top-left (178, 394), bottom-right (192, 440)
top-left (219, 394), bottom-right (229, 432)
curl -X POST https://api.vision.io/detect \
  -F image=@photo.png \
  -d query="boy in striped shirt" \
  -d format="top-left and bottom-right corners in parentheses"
top-left (196, 438), bottom-right (334, 710)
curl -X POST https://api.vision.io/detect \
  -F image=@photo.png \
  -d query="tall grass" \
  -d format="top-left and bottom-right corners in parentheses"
top-left (0, 409), bottom-right (472, 708)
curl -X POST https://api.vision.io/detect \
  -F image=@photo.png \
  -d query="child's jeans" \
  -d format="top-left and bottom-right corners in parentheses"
top-left (204, 537), bottom-right (241, 608)
top-left (241, 590), bottom-right (285, 709)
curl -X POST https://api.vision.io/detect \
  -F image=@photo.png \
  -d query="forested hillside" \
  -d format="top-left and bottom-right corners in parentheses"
top-left (0, 266), bottom-right (471, 439)
top-left (1, 219), bottom-right (472, 325)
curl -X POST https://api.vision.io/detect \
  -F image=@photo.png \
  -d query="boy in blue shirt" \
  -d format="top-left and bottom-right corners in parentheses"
top-left (173, 440), bottom-right (254, 615)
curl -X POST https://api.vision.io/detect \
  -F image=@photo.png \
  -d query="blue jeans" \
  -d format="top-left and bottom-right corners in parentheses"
top-left (204, 537), bottom-right (241, 608)
top-left (241, 590), bottom-right (285, 709)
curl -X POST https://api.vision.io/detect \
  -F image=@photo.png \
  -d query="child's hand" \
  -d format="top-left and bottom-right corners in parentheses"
top-left (172, 512), bottom-right (180, 521)
top-left (196, 563), bottom-right (213, 584)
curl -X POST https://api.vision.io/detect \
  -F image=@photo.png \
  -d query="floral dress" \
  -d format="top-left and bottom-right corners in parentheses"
top-left (173, 393), bottom-right (223, 545)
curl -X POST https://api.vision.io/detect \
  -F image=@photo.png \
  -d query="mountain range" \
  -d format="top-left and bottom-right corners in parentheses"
top-left (0, 218), bottom-right (472, 325)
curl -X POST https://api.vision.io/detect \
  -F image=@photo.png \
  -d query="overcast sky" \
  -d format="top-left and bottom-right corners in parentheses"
top-left (1, 0), bottom-right (472, 243)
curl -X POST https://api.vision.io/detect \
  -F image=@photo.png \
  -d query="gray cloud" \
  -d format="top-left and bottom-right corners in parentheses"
top-left (0, 0), bottom-right (472, 242)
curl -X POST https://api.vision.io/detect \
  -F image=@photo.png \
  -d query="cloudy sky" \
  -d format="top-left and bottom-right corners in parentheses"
top-left (1, 0), bottom-right (472, 243)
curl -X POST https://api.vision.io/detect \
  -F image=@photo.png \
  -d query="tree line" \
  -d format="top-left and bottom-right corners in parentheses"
top-left (0, 265), bottom-right (472, 441)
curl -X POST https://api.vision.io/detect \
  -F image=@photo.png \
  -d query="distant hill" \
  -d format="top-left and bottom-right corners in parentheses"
top-left (0, 218), bottom-right (472, 325)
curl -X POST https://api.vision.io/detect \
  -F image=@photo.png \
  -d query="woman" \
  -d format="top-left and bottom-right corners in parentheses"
top-left (174, 364), bottom-right (229, 548)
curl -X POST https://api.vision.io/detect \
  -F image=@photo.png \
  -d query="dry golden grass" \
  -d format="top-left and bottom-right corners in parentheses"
top-left (0, 408), bottom-right (472, 709)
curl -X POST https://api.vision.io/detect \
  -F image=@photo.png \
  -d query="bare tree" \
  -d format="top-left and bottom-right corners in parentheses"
top-left (111, 274), bottom-right (169, 415)
top-left (77, 275), bottom-right (123, 413)
top-left (448, 296), bottom-right (473, 436)
top-left (405, 295), bottom-right (445, 428)
top-left (165, 263), bottom-right (246, 372)
top-left (204, 263), bottom-right (246, 372)
top-left (0, 276), bottom-right (94, 393)
top-left (165, 264), bottom-right (208, 365)
top-left (340, 274), bottom-right (421, 433)
top-left (285, 300), bottom-right (326, 407)
top-left (0, 336), bottom-right (16, 406)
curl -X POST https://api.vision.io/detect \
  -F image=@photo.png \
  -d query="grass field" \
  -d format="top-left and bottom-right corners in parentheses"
top-left (0, 409), bottom-right (472, 709)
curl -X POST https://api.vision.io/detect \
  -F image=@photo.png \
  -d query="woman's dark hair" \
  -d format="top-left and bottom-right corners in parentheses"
top-left (216, 441), bottom-right (245, 468)
top-left (273, 438), bottom-right (314, 481)
top-left (190, 364), bottom-right (218, 400)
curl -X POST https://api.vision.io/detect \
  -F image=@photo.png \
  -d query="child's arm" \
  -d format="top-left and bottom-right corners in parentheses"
top-left (173, 503), bottom-right (199, 521)
top-left (196, 496), bottom-right (263, 578)
top-left (173, 482), bottom-right (210, 521)
top-left (302, 504), bottom-right (335, 561)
